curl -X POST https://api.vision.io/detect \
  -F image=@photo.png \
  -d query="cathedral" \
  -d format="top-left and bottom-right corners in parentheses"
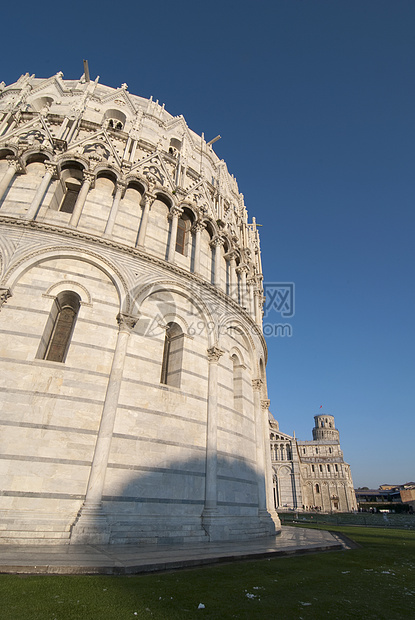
top-left (0, 70), bottom-right (280, 544)
top-left (270, 413), bottom-right (356, 513)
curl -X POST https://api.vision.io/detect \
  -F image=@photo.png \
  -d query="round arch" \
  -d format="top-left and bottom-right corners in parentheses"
top-left (2, 246), bottom-right (130, 312)
top-left (130, 279), bottom-right (217, 348)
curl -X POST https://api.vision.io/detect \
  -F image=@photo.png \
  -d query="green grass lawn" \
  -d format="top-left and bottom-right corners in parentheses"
top-left (1, 526), bottom-right (414, 619)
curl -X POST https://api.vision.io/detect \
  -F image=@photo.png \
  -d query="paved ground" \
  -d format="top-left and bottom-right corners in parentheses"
top-left (0, 527), bottom-right (350, 575)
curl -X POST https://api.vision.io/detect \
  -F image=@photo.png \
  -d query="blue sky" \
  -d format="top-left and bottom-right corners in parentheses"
top-left (3, 0), bottom-right (414, 488)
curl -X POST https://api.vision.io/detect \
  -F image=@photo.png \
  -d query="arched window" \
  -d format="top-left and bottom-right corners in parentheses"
top-left (176, 214), bottom-right (190, 255)
top-left (160, 322), bottom-right (184, 388)
top-left (315, 484), bottom-right (320, 494)
top-left (38, 291), bottom-right (81, 362)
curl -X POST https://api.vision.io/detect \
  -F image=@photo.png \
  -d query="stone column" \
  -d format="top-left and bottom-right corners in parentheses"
top-left (24, 162), bottom-right (57, 220)
top-left (211, 237), bottom-right (224, 290)
top-left (123, 136), bottom-right (132, 161)
top-left (247, 278), bottom-right (255, 319)
top-left (69, 171), bottom-right (94, 228)
top-left (0, 288), bottom-right (12, 311)
top-left (136, 194), bottom-right (154, 248)
top-left (104, 180), bottom-right (126, 236)
top-left (0, 112), bottom-right (12, 135)
top-left (254, 289), bottom-right (263, 326)
top-left (167, 206), bottom-right (183, 263)
top-left (0, 159), bottom-right (20, 205)
top-left (58, 116), bottom-right (69, 139)
top-left (70, 312), bottom-right (138, 544)
top-left (226, 252), bottom-right (238, 301)
top-left (261, 399), bottom-right (281, 527)
top-left (236, 265), bottom-right (248, 309)
top-left (130, 139), bottom-right (138, 163)
top-left (252, 379), bottom-right (267, 513)
top-left (203, 345), bottom-right (224, 514)
top-left (192, 221), bottom-right (205, 274)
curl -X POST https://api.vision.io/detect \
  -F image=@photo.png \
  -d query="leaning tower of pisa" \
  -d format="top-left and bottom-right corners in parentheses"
top-left (0, 70), bottom-right (280, 544)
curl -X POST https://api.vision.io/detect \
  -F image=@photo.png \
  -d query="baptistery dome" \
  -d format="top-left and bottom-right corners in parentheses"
top-left (0, 70), bottom-right (279, 544)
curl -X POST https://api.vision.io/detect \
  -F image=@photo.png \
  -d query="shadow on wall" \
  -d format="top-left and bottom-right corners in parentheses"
top-left (72, 455), bottom-right (263, 545)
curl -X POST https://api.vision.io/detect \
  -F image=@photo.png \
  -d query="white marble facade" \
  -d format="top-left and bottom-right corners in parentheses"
top-left (270, 414), bottom-right (357, 513)
top-left (0, 71), bottom-right (280, 544)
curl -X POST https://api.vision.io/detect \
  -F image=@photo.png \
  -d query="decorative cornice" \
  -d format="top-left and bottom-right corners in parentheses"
top-left (0, 215), bottom-right (267, 357)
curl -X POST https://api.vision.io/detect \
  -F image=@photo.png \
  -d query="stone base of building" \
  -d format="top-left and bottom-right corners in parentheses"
top-left (0, 509), bottom-right (281, 546)
top-left (202, 509), bottom-right (279, 542)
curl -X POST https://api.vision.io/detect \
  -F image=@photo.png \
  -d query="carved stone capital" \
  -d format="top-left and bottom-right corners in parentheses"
top-left (0, 288), bottom-right (12, 310)
top-left (191, 221), bottom-right (206, 234)
top-left (169, 206), bottom-right (183, 219)
top-left (115, 179), bottom-right (127, 195)
top-left (44, 162), bottom-right (58, 178)
top-left (210, 235), bottom-right (225, 248)
top-left (261, 399), bottom-right (270, 410)
top-left (116, 312), bottom-right (139, 332)
top-left (252, 378), bottom-right (263, 392)
top-left (224, 250), bottom-right (238, 262)
top-left (207, 345), bottom-right (224, 363)
top-left (83, 171), bottom-right (95, 187)
top-left (6, 156), bottom-right (22, 172)
top-left (142, 193), bottom-right (156, 209)
top-left (236, 264), bottom-right (249, 276)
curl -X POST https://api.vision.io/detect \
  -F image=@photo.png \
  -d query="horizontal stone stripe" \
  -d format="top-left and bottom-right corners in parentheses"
top-left (218, 382), bottom-right (233, 393)
top-left (76, 318), bottom-right (118, 330)
top-left (107, 463), bottom-right (205, 477)
top-left (119, 378), bottom-right (208, 403)
top-left (0, 386), bottom-right (104, 406)
top-left (217, 426), bottom-right (256, 443)
top-left (112, 432), bottom-right (206, 452)
top-left (0, 490), bottom-right (84, 500)
top-left (217, 475), bottom-right (257, 486)
top-left (218, 403), bottom-right (255, 423)
top-left (217, 501), bottom-right (258, 508)
top-left (217, 450), bottom-right (256, 465)
top-left (0, 453), bottom-right (91, 466)
top-left (116, 403), bottom-right (206, 426)
top-left (102, 495), bottom-right (204, 505)
top-left (38, 264), bottom-right (112, 285)
top-left (0, 419), bottom-right (97, 435)
top-left (0, 329), bottom-right (39, 339)
top-left (14, 282), bottom-right (50, 293)
top-left (70, 341), bottom-right (116, 353)
top-left (1, 305), bottom-right (48, 316)
top-left (125, 352), bottom-right (160, 366)
top-left (91, 298), bottom-right (119, 308)
top-left (0, 356), bottom-right (109, 378)
top-left (180, 369), bottom-right (208, 381)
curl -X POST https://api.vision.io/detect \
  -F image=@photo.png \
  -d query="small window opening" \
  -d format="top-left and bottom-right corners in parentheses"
top-left (315, 484), bottom-right (320, 494)
top-left (38, 291), bottom-right (81, 362)
top-left (160, 322), bottom-right (184, 388)
top-left (176, 214), bottom-right (190, 255)
top-left (59, 180), bottom-right (81, 214)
